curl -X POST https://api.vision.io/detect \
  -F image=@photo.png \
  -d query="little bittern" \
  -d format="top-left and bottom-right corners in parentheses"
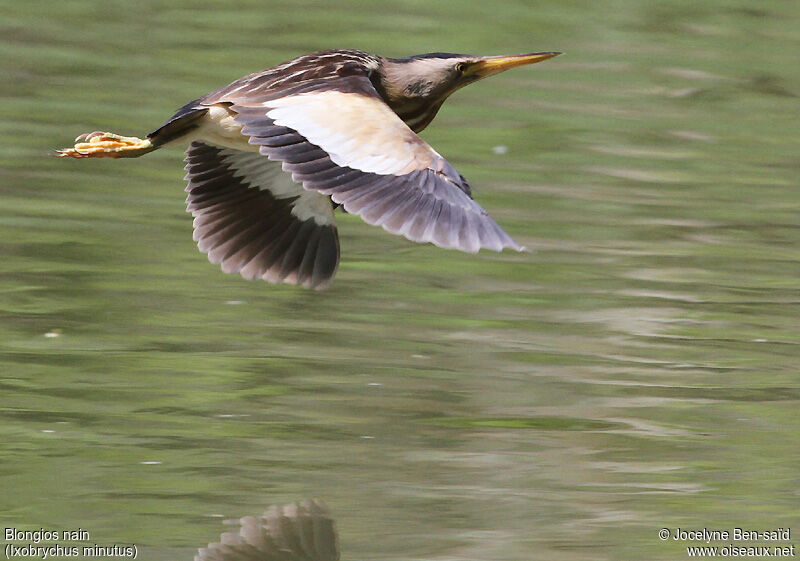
top-left (57, 49), bottom-right (560, 289)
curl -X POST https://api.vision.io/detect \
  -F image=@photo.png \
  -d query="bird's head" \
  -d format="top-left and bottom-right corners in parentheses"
top-left (379, 51), bottom-right (561, 104)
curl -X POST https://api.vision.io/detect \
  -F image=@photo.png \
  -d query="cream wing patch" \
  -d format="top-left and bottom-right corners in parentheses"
top-left (263, 91), bottom-right (437, 175)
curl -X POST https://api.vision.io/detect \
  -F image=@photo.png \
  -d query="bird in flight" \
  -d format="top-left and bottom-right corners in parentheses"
top-left (57, 49), bottom-right (560, 289)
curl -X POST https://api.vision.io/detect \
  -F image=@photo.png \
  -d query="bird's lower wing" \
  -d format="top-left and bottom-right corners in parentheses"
top-left (185, 141), bottom-right (339, 289)
top-left (203, 76), bottom-right (522, 254)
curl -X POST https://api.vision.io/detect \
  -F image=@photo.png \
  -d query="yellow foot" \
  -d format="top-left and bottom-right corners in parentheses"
top-left (55, 131), bottom-right (153, 158)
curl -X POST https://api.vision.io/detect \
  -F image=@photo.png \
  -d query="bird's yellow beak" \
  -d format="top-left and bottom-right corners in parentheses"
top-left (467, 52), bottom-right (561, 78)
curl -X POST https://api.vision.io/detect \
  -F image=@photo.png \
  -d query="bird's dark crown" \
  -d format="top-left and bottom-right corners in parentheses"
top-left (390, 52), bottom-right (470, 62)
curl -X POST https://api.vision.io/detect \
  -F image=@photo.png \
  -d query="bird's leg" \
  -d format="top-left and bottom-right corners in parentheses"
top-left (55, 131), bottom-right (155, 159)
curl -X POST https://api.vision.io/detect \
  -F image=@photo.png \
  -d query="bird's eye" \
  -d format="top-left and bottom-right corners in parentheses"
top-left (455, 62), bottom-right (467, 74)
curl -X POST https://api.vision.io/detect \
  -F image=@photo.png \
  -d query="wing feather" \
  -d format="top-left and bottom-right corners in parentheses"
top-left (184, 141), bottom-right (339, 289)
top-left (198, 73), bottom-right (523, 253)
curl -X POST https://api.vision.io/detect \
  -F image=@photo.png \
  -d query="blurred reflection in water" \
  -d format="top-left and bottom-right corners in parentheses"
top-left (197, 501), bottom-right (338, 561)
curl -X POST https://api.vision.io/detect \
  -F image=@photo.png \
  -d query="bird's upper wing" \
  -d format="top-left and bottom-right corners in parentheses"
top-left (201, 70), bottom-right (523, 254)
top-left (195, 500), bottom-right (339, 561)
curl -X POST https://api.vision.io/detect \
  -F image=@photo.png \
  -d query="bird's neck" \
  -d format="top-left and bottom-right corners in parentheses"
top-left (370, 60), bottom-right (447, 133)
top-left (394, 100), bottom-right (445, 133)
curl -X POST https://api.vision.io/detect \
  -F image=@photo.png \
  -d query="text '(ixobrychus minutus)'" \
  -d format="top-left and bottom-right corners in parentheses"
top-left (57, 49), bottom-right (560, 289)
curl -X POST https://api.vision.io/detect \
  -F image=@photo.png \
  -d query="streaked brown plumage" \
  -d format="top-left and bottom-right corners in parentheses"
top-left (57, 49), bottom-right (560, 289)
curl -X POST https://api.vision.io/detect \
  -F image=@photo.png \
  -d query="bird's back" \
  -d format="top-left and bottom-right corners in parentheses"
top-left (202, 50), bottom-right (382, 105)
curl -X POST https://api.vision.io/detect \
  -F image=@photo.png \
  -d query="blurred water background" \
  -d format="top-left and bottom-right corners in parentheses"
top-left (1, 1), bottom-right (798, 559)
